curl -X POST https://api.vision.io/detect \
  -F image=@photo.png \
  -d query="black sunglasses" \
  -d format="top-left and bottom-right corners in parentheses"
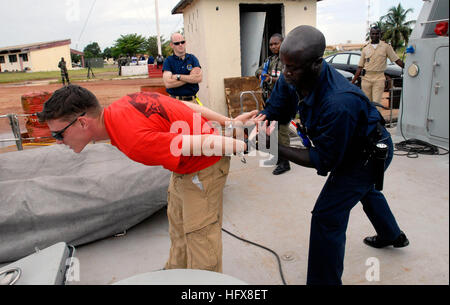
top-left (51, 112), bottom-right (86, 141)
top-left (173, 40), bottom-right (185, 46)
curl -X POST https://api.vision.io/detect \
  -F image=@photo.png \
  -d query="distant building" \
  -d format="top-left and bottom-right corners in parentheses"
top-left (0, 39), bottom-right (73, 72)
top-left (70, 48), bottom-right (85, 67)
top-left (171, 0), bottom-right (322, 115)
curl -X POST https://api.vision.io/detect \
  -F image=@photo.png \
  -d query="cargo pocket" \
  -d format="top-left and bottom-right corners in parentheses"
top-left (219, 157), bottom-right (231, 176)
top-left (186, 221), bottom-right (221, 271)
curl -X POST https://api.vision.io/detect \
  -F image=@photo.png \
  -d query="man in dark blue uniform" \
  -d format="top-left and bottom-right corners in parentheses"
top-left (255, 25), bottom-right (409, 285)
top-left (162, 33), bottom-right (202, 103)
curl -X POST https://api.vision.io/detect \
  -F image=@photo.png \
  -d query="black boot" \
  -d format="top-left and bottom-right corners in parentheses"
top-left (272, 159), bottom-right (290, 175)
top-left (363, 231), bottom-right (409, 248)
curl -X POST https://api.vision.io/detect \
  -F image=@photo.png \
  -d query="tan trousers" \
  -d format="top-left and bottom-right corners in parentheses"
top-left (165, 156), bottom-right (230, 272)
top-left (361, 72), bottom-right (385, 103)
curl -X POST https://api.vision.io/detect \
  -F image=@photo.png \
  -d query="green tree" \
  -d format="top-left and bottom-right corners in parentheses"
top-left (145, 35), bottom-right (172, 58)
top-left (83, 42), bottom-right (102, 58)
top-left (381, 4), bottom-right (415, 50)
top-left (103, 47), bottom-right (113, 59)
top-left (112, 34), bottom-right (147, 57)
top-left (71, 53), bottom-right (81, 64)
top-left (145, 35), bottom-right (163, 57)
top-left (162, 40), bottom-right (172, 57)
top-left (366, 20), bottom-right (388, 42)
top-left (110, 46), bottom-right (122, 60)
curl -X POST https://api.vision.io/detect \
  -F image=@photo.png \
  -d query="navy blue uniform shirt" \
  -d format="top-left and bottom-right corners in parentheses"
top-left (262, 60), bottom-right (385, 176)
top-left (162, 53), bottom-right (201, 97)
top-left (260, 73), bottom-right (298, 124)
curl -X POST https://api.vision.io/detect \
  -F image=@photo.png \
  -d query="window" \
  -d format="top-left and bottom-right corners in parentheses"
top-left (19, 54), bottom-right (28, 62)
top-left (9, 54), bottom-right (17, 63)
top-left (325, 56), bottom-right (334, 62)
top-left (331, 54), bottom-right (349, 64)
top-left (0, 56), bottom-right (5, 63)
top-left (349, 54), bottom-right (360, 65)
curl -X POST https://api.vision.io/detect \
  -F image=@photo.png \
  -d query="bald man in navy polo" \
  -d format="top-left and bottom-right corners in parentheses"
top-left (162, 33), bottom-right (202, 102)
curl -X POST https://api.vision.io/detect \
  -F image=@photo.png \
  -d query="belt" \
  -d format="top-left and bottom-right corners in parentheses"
top-left (170, 95), bottom-right (194, 101)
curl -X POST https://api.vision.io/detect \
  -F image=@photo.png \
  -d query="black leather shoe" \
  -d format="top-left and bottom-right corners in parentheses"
top-left (272, 160), bottom-right (290, 175)
top-left (363, 231), bottom-right (409, 248)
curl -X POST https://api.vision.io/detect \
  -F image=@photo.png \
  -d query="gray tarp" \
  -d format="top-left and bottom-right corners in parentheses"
top-left (0, 143), bottom-right (171, 263)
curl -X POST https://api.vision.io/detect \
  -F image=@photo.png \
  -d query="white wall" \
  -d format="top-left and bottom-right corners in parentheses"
top-left (183, 0), bottom-right (241, 115)
top-left (0, 53), bottom-right (32, 72)
top-left (284, 0), bottom-right (316, 34)
top-left (29, 44), bottom-right (72, 72)
top-left (121, 65), bottom-right (148, 76)
top-left (182, 0), bottom-right (317, 116)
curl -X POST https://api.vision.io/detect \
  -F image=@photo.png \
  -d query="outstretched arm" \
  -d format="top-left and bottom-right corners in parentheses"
top-left (278, 145), bottom-right (313, 168)
top-left (253, 119), bottom-right (314, 168)
top-left (181, 100), bottom-right (258, 127)
top-left (181, 134), bottom-right (246, 156)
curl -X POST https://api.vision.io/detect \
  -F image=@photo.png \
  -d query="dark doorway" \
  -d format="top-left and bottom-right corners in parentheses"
top-left (239, 4), bottom-right (284, 74)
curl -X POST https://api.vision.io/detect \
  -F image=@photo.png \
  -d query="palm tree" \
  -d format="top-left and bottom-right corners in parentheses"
top-left (365, 20), bottom-right (387, 42)
top-left (381, 4), bottom-right (416, 50)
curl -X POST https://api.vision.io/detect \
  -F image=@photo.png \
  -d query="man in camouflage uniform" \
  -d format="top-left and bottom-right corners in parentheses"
top-left (58, 57), bottom-right (70, 86)
top-left (86, 60), bottom-right (95, 79)
top-left (255, 33), bottom-right (291, 175)
top-left (352, 26), bottom-right (404, 103)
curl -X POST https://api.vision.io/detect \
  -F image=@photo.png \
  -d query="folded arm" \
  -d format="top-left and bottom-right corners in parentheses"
top-left (163, 71), bottom-right (187, 89)
top-left (163, 68), bottom-right (202, 89)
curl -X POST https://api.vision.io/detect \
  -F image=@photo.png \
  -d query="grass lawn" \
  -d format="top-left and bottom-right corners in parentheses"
top-left (0, 67), bottom-right (119, 84)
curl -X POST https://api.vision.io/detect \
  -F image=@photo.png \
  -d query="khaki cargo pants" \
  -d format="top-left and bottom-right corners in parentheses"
top-left (361, 71), bottom-right (385, 103)
top-left (164, 156), bottom-right (230, 272)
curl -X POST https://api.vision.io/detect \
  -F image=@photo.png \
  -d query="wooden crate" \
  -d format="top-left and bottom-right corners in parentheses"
top-left (224, 76), bottom-right (264, 118)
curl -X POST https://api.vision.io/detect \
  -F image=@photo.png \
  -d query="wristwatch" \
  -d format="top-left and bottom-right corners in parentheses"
top-left (176, 74), bottom-right (181, 81)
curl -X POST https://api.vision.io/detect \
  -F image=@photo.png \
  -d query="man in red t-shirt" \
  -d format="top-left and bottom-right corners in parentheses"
top-left (38, 85), bottom-right (256, 273)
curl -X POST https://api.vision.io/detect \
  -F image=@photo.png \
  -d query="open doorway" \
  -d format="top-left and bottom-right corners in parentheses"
top-left (239, 4), bottom-right (284, 76)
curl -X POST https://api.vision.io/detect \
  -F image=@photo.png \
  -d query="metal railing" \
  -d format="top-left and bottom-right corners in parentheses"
top-left (387, 87), bottom-right (402, 127)
top-left (420, 18), bottom-right (449, 26)
top-left (0, 113), bottom-right (52, 151)
top-left (239, 91), bottom-right (261, 114)
top-left (381, 76), bottom-right (403, 127)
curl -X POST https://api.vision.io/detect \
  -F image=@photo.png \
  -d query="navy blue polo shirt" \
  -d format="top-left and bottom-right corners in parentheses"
top-left (262, 61), bottom-right (384, 176)
top-left (162, 53), bottom-right (201, 96)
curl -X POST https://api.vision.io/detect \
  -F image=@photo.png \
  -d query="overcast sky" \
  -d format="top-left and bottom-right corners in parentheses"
top-left (0, 0), bottom-right (423, 51)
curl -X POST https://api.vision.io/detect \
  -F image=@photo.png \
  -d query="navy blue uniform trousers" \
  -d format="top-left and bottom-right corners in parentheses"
top-left (306, 130), bottom-right (401, 285)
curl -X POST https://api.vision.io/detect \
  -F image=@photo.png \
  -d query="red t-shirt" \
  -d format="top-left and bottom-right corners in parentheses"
top-left (103, 92), bottom-right (221, 174)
